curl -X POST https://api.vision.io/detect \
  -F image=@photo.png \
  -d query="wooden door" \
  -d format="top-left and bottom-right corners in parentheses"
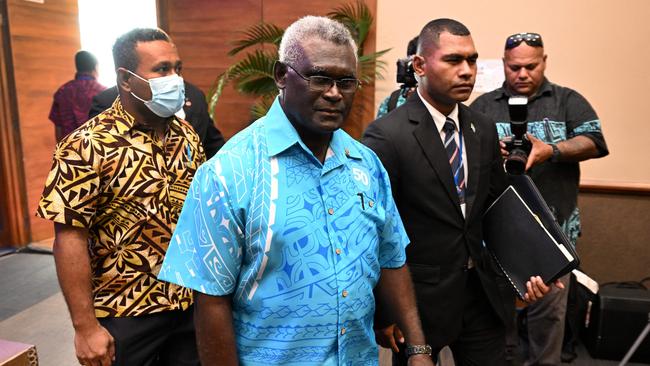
top-left (0, 0), bottom-right (29, 247)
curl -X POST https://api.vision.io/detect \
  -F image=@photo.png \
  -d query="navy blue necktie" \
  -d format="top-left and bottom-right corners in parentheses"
top-left (443, 117), bottom-right (465, 204)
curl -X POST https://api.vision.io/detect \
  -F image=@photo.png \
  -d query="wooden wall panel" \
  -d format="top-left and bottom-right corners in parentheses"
top-left (0, 0), bottom-right (29, 247)
top-left (163, 0), bottom-right (262, 139)
top-left (6, 0), bottom-right (80, 243)
top-left (162, 0), bottom-right (377, 140)
top-left (577, 192), bottom-right (650, 284)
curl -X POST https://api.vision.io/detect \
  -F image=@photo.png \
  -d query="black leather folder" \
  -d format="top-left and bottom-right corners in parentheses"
top-left (483, 174), bottom-right (580, 299)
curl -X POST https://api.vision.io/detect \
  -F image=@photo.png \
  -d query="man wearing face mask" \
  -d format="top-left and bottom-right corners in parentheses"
top-left (36, 28), bottom-right (204, 366)
top-left (89, 81), bottom-right (224, 159)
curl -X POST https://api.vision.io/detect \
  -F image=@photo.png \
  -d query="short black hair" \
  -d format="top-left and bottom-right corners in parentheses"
top-left (75, 50), bottom-right (97, 73)
top-left (418, 18), bottom-right (471, 54)
top-left (407, 36), bottom-right (419, 56)
top-left (112, 28), bottom-right (171, 71)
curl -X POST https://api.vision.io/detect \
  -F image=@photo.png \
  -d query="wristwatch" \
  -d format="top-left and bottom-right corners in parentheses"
top-left (549, 143), bottom-right (562, 163)
top-left (405, 344), bottom-right (433, 358)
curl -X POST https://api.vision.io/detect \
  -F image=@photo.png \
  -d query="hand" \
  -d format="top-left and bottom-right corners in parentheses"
top-left (374, 323), bottom-right (404, 353)
top-left (499, 138), bottom-right (510, 158)
top-left (523, 276), bottom-right (565, 303)
top-left (407, 353), bottom-right (435, 366)
top-left (524, 133), bottom-right (553, 171)
top-left (74, 323), bottom-right (115, 366)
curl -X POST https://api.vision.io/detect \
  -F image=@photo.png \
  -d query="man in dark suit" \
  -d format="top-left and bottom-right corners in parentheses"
top-left (363, 18), bottom-right (557, 366)
top-left (89, 81), bottom-right (224, 158)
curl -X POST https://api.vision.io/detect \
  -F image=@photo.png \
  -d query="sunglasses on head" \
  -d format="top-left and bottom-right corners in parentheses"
top-left (505, 32), bottom-right (544, 50)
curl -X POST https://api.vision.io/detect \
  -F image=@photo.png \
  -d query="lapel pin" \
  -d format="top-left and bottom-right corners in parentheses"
top-left (470, 123), bottom-right (476, 133)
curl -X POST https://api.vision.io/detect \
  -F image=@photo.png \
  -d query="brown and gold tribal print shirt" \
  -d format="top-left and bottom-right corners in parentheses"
top-left (37, 98), bottom-right (205, 317)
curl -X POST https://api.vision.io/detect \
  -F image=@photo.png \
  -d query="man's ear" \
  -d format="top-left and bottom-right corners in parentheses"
top-left (116, 67), bottom-right (132, 93)
top-left (412, 55), bottom-right (426, 77)
top-left (273, 61), bottom-right (288, 89)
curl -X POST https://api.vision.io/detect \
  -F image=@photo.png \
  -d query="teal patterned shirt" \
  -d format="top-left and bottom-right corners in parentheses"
top-left (159, 97), bottom-right (408, 365)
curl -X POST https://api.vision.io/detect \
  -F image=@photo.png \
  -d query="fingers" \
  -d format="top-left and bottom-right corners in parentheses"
top-left (554, 279), bottom-right (566, 289)
top-left (75, 326), bottom-right (115, 366)
top-left (77, 351), bottom-right (110, 366)
top-left (108, 334), bottom-right (115, 362)
top-left (389, 335), bottom-right (400, 353)
top-left (375, 325), bottom-right (399, 352)
top-left (100, 353), bottom-right (113, 366)
top-left (499, 141), bottom-right (509, 158)
top-left (534, 276), bottom-right (550, 294)
top-left (524, 276), bottom-right (546, 302)
top-left (394, 326), bottom-right (405, 344)
top-left (525, 155), bottom-right (535, 171)
top-left (390, 326), bottom-right (405, 353)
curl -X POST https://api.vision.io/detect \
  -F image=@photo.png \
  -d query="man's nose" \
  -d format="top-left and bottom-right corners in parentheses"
top-left (323, 82), bottom-right (343, 100)
top-left (458, 61), bottom-right (473, 78)
top-left (518, 69), bottom-right (529, 79)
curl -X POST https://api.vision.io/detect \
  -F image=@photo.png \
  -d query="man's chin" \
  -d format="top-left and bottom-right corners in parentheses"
top-left (511, 85), bottom-right (533, 96)
top-left (314, 117), bottom-right (345, 132)
top-left (453, 91), bottom-right (472, 103)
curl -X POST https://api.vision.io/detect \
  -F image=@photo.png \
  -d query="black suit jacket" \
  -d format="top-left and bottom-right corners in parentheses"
top-left (89, 82), bottom-right (225, 158)
top-left (363, 94), bottom-right (510, 347)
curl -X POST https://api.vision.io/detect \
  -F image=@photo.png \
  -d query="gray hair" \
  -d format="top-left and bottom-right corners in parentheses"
top-left (279, 16), bottom-right (358, 66)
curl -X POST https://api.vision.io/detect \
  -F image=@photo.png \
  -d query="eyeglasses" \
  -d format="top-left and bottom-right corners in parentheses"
top-left (284, 63), bottom-right (360, 94)
top-left (505, 32), bottom-right (544, 50)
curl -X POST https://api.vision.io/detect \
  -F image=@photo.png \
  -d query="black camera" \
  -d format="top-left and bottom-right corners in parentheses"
top-left (503, 96), bottom-right (532, 175)
top-left (396, 57), bottom-right (416, 93)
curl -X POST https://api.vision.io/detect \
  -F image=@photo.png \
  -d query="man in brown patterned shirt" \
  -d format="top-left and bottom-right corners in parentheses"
top-left (36, 28), bottom-right (204, 366)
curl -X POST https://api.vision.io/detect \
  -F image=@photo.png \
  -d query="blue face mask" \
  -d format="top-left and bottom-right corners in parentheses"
top-left (128, 70), bottom-right (185, 118)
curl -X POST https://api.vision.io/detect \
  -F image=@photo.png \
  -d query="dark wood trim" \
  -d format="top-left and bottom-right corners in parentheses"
top-left (156, 0), bottom-right (169, 33)
top-left (580, 180), bottom-right (650, 196)
top-left (0, 0), bottom-right (30, 247)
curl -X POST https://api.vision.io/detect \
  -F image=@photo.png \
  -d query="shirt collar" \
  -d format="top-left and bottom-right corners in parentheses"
top-left (264, 96), bottom-right (363, 160)
top-left (110, 97), bottom-right (182, 136)
top-left (75, 73), bottom-right (96, 81)
top-left (417, 88), bottom-right (459, 133)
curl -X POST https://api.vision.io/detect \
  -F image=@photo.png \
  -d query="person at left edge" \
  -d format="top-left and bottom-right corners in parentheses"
top-left (89, 81), bottom-right (225, 159)
top-left (159, 16), bottom-right (433, 366)
top-left (36, 28), bottom-right (204, 366)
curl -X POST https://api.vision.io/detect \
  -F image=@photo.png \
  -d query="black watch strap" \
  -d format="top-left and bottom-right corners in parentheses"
top-left (550, 143), bottom-right (562, 163)
top-left (405, 344), bottom-right (432, 358)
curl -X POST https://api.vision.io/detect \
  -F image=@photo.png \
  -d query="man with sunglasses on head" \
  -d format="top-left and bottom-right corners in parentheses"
top-left (37, 28), bottom-right (204, 366)
top-left (472, 32), bottom-right (609, 365)
top-left (159, 16), bottom-right (432, 366)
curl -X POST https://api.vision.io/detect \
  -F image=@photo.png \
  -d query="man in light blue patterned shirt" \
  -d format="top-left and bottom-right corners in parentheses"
top-left (159, 16), bottom-right (433, 366)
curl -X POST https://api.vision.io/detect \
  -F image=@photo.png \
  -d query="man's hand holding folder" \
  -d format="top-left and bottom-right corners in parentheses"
top-left (524, 276), bottom-right (564, 303)
top-left (483, 174), bottom-right (578, 300)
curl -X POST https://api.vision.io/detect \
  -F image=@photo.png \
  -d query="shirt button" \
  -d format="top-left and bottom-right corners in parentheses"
top-left (328, 208), bottom-right (334, 215)
top-left (335, 248), bottom-right (342, 255)
top-left (342, 290), bottom-right (348, 297)
top-left (341, 327), bottom-right (346, 335)
top-left (368, 200), bottom-right (374, 208)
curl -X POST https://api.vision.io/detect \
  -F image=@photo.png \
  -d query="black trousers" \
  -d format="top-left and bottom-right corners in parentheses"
top-left (98, 306), bottom-right (199, 366)
top-left (394, 269), bottom-right (506, 366)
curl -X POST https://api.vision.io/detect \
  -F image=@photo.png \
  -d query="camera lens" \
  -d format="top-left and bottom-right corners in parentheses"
top-left (506, 149), bottom-right (528, 175)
